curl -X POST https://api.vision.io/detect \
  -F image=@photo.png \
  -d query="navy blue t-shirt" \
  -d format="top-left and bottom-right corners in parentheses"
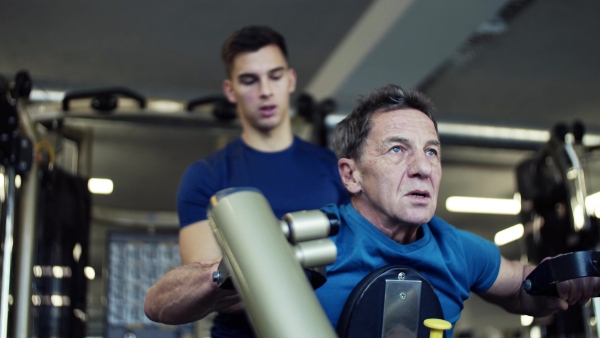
top-left (177, 136), bottom-right (349, 337)
top-left (178, 136), bottom-right (349, 225)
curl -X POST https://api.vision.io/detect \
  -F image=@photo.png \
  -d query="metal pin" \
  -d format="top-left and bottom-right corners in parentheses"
top-left (212, 271), bottom-right (221, 283)
top-left (522, 279), bottom-right (531, 292)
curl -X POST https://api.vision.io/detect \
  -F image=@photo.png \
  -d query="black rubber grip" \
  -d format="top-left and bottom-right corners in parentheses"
top-left (522, 251), bottom-right (600, 296)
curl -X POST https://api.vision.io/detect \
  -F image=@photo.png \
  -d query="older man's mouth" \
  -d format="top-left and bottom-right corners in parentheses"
top-left (407, 190), bottom-right (431, 199)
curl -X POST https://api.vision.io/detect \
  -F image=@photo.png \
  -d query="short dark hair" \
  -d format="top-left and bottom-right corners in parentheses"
top-left (332, 84), bottom-right (437, 161)
top-left (221, 25), bottom-right (288, 77)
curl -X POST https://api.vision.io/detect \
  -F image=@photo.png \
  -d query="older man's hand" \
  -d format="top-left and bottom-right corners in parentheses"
top-left (545, 276), bottom-right (600, 311)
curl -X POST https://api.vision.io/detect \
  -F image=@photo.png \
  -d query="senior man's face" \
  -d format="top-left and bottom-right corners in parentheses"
top-left (343, 109), bottom-right (442, 229)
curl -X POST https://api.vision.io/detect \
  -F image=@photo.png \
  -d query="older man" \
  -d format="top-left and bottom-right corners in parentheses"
top-left (315, 84), bottom-right (600, 336)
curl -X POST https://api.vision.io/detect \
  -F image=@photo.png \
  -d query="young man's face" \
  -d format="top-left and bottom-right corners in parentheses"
top-left (223, 44), bottom-right (296, 133)
top-left (343, 109), bottom-right (442, 229)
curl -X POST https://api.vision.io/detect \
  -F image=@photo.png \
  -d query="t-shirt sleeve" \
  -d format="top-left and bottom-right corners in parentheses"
top-left (177, 161), bottom-right (217, 228)
top-left (459, 229), bottom-right (502, 293)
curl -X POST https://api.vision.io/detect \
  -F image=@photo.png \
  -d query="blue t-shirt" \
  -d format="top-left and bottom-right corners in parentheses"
top-left (178, 136), bottom-right (349, 226)
top-left (316, 203), bottom-right (501, 337)
top-left (176, 136), bottom-right (349, 337)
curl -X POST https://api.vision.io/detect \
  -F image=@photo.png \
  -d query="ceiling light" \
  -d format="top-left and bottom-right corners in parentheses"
top-left (32, 295), bottom-right (41, 307)
top-left (438, 123), bottom-right (550, 142)
top-left (52, 266), bottom-right (64, 278)
top-left (325, 118), bottom-right (600, 147)
top-left (583, 134), bottom-right (600, 145)
top-left (73, 243), bottom-right (82, 262)
top-left (530, 326), bottom-right (542, 338)
top-left (84, 267), bottom-right (96, 280)
top-left (586, 192), bottom-right (600, 218)
top-left (494, 223), bottom-right (524, 246)
top-left (148, 100), bottom-right (184, 112)
top-left (521, 315), bottom-right (534, 326)
top-left (50, 295), bottom-right (64, 307)
top-left (446, 196), bottom-right (521, 215)
top-left (33, 266), bottom-right (42, 278)
top-left (30, 89), bottom-right (65, 102)
top-left (88, 178), bottom-right (113, 195)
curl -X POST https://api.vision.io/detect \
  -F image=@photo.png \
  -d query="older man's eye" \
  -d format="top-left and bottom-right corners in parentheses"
top-left (426, 149), bottom-right (438, 156)
top-left (391, 146), bottom-right (401, 153)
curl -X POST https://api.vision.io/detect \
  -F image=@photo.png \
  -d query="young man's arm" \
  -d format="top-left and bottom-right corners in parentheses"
top-left (144, 220), bottom-right (243, 325)
top-left (479, 256), bottom-right (600, 316)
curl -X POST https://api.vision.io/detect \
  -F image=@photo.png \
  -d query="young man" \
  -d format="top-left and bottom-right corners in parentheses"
top-left (144, 26), bottom-right (348, 337)
top-left (315, 84), bottom-right (600, 336)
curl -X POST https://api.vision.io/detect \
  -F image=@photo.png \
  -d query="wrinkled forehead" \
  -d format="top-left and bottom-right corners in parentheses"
top-left (370, 109), bottom-right (438, 139)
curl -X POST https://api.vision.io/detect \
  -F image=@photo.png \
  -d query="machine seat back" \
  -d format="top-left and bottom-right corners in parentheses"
top-left (337, 265), bottom-right (445, 338)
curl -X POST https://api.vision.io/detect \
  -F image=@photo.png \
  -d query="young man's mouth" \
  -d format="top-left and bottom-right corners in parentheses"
top-left (260, 105), bottom-right (277, 117)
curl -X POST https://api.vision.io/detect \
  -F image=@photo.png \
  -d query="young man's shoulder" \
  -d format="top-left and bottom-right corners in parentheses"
top-left (202, 137), bottom-right (245, 164)
top-left (293, 137), bottom-right (338, 160)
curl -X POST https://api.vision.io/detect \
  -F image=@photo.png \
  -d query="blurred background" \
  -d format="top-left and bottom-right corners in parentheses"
top-left (1, 0), bottom-right (599, 337)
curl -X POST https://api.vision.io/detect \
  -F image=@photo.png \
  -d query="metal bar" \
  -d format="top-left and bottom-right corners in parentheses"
top-left (12, 102), bottom-right (40, 338)
top-left (562, 139), bottom-right (591, 231)
top-left (208, 188), bottom-right (336, 338)
top-left (12, 163), bottom-right (39, 338)
top-left (0, 168), bottom-right (16, 338)
top-left (76, 126), bottom-right (93, 177)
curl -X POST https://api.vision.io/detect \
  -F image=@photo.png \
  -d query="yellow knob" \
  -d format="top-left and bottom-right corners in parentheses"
top-left (424, 318), bottom-right (452, 338)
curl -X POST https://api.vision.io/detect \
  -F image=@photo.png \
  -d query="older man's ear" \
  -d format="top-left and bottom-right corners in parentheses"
top-left (338, 158), bottom-right (362, 195)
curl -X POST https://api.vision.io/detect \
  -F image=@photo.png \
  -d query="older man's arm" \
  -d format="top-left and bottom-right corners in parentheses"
top-left (144, 220), bottom-right (243, 325)
top-left (479, 256), bottom-right (600, 317)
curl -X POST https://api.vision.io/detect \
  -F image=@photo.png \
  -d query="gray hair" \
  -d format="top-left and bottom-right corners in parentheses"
top-left (332, 84), bottom-right (437, 161)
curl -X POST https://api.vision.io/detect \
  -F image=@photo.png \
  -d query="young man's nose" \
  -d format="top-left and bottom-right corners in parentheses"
top-left (259, 80), bottom-right (273, 98)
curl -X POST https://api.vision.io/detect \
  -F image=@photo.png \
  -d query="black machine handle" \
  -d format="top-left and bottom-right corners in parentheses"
top-left (186, 95), bottom-right (229, 112)
top-left (523, 251), bottom-right (600, 297)
top-left (187, 95), bottom-right (237, 121)
top-left (62, 86), bottom-right (146, 112)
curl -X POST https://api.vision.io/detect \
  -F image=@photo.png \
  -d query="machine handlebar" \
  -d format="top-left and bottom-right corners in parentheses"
top-left (523, 250), bottom-right (600, 296)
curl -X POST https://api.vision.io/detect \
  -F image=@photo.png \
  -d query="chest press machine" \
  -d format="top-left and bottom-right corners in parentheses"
top-left (208, 187), bottom-right (600, 338)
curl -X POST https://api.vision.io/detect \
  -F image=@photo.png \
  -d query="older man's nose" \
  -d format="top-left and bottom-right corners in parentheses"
top-left (408, 152), bottom-right (432, 178)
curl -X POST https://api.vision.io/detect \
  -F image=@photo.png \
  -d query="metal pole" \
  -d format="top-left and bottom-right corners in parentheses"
top-left (9, 102), bottom-right (39, 338)
top-left (208, 188), bottom-right (336, 338)
top-left (1, 168), bottom-right (16, 338)
top-left (12, 163), bottom-right (38, 338)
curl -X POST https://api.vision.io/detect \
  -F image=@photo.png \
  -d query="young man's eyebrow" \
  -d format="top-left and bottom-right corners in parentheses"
top-left (237, 66), bottom-right (285, 79)
top-left (237, 72), bottom-right (258, 79)
top-left (268, 66), bottom-right (286, 74)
